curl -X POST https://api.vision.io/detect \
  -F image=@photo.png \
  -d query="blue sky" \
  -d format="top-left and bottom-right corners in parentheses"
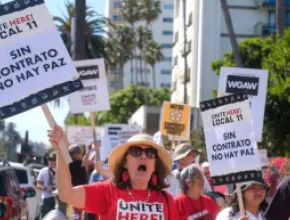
top-left (2, 0), bottom-right (105, 144)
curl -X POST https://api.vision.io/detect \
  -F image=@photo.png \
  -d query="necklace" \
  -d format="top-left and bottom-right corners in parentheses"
top-left (126, 187), bottom-right (151, 202)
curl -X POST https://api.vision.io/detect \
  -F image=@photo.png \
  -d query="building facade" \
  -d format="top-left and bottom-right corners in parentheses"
top-left (171, 0), bottom-right (283, 128)
top-left (105, 0), bottom-right (175, 93)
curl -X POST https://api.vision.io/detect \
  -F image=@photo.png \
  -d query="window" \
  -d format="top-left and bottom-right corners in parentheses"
top-left (162, 57), bottom-right (172, 62)
top-left (285, 12), bottom-right (290, 26)
top-left (113, 2), bottom-right (122, 8)
top-left (163, 17), bottom-right (173, 23)
top-left (188, 12), bottom-right (192, 26)
top-left (161, 70), bottom-right (171, 75)
top-left (269, 11), bottom-right (275, 25)
top-left (162, 44), bottom-right (173, 49)
top-left (137, 82), bottom-right (150, 87)
top-left (160, 82), bottom-right (171, 88)
top-left (164, 4), bottom-right (174, 10)
top-left (174, 32), bottom-right (179, 42)
top-left (174, 56), bottom-right (178, 66)
top-left (14, 169), bottom-right (28, 184)
top-left (112, 15), bottom-right (122, 21)
top-left (163, 31), bottom-right (173, 36)
top-left (110, 80), bottom-right (120, 88)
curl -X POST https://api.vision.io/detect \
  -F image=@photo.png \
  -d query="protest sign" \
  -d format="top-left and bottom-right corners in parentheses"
top-left (68, 59), bottom-right (110, 114)
top-left (101, 124), bottom-right (142, 160)
top-left (159, 102), bottom-right (191, 140)
top-left (200, 92), bottom-right (262, 185)
top-left (258, 149), bottom-right (269, 167)
top-left (67, 125), bottom-right (104, 146)
top-left (0, 0), bottom-right (83, 120)
top-left (218, 67), bottom-right (268, 142)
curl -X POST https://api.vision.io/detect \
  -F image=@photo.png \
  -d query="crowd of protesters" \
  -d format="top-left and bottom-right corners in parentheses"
top-left (39, 125), bottom-right (290, 220)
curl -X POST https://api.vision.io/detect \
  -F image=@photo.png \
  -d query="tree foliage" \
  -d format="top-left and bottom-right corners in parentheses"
top-left (94, 84), bottom-right (171, 125)
top-left (65, 84), bottom-right (171, 126)
top-left (53, 1), bottom-right (106, 59)
top-left (211, 32), bottom-right (290, 156)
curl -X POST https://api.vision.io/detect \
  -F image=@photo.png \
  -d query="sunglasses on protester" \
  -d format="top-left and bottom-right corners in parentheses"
top-left (48, 158), bottom-right (56, 161)
top-left (129, 146), bottom-right (158, 159)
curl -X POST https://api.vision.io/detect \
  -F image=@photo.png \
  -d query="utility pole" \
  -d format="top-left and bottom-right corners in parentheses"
top-left (182, 0), bottom-right (188, 104)
top-left (276, 0), bottom-right (285, 37)
top-left (220, 0), bottom-right (243, 67)
top-left (74, 0), bottom-right (86, 60)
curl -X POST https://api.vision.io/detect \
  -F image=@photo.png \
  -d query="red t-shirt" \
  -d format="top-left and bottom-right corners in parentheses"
top-left (174, 194), bottom-right (220, 220)
top-left (83, 180), bottom-right (178, 220)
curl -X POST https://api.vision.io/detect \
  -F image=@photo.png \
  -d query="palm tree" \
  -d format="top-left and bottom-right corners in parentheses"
top-left (106, 25), bottom-right (134, 89)
top-left (136, 26), bottom-right (152, 84)
top-left (53, 1), bottom-right (106, 59)
top-left (120, 0), bottom-right (141, 83)
top-left (143, 40), bottom-right (164, 88)
top-left (220, 0), bottom-right (243, 67)
top-left (139, 0), bottom-right (161, 30)
top-left (139, 0), bottom-right (161, 89)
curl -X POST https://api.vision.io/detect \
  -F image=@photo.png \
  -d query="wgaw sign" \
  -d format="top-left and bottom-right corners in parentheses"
top-left (218, 67), bottom-right (268, 142)
top-left (226, 75), bottom-right (259, 96)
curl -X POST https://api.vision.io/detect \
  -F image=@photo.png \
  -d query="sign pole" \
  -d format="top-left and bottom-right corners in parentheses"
top-left (171, 135), bottom-right (176, 156)
top-left (90, 112), bottom-right (101, 160)
top-left (41, 104), bottom-right (72, 164)
top-left (236, 183), bottom-right (245, 216)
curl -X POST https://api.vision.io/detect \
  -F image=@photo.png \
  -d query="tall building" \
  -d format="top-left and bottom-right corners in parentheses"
top-left (105, 0), bottom-right (174, 93)
top-left (172, 0), bottom-right (283, 129)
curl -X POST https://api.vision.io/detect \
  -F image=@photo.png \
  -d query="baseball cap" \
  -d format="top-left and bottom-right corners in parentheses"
top-left (174, 143), bottom-right (193, 161)
top-left (237, 180), bottom-right (269, 193)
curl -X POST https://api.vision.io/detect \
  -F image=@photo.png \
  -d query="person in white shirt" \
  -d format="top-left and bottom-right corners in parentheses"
top-left (167, 143), bottom-right (212, 197)
top-left (37, 152), bottom-right (57, 217)
top-left (216, 180), bottom-right (269, 220)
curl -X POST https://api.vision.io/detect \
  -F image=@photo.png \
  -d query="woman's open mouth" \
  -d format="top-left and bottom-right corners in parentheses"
top-left (137, 164), bottom-right (147, 172)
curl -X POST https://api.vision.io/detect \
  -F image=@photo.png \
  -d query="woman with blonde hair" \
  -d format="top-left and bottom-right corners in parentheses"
top-left (48, 126), bottom-right (178, 219)
top-left (174, 164), bottom-right (220, 220)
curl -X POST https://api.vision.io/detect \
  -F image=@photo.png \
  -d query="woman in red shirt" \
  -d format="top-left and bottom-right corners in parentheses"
top-left (48, 126), bottom-right (178, 219)
top-left (174, 164), bottom-right (220, 220)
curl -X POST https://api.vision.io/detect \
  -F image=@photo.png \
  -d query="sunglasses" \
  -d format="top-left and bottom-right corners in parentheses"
top-left (48, 158), bottom-right (56, 162)
top-left (129, 146), bottom-right (158, 159)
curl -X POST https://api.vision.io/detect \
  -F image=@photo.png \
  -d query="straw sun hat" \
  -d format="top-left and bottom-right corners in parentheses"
top-left (108, 133), bottom-right (173, 176)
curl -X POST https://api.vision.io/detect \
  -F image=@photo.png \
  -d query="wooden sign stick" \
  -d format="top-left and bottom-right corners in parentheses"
top-left (41, 104), bottom-right (72, 164)
top-left (90, 112), bottom-right (100, 161)
top-left (236, 183), bottom-right (246, 216)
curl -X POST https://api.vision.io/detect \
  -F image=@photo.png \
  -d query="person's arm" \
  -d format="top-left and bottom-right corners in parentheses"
top-left (167, 193), bottom-right (180, 220)
top-left (203, 174), bottom-right (212, 193)
top-left (49, 126), bottom-right (86, 208)
top-left (208, 196), bottom-right (220, 219)
top-left (92, 142), bottom-right (112, 180)
top-left (94, 160), bottom-right (112, 180)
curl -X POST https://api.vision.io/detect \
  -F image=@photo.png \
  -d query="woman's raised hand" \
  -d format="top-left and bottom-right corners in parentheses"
top-left (48, 125), bottom-right (69, 150)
